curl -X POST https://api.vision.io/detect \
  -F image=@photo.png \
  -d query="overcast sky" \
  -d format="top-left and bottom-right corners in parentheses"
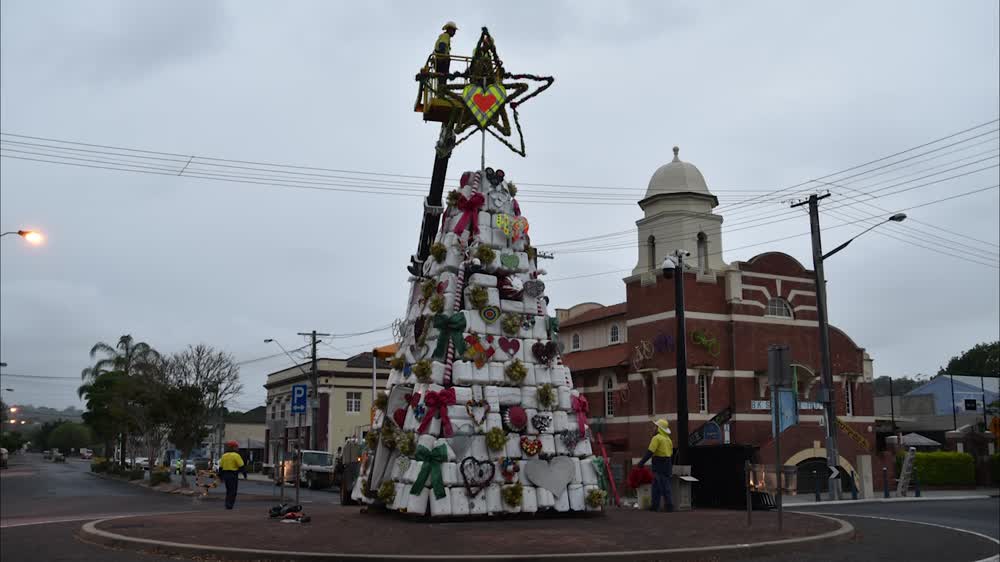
top-left (1, 1), bottom-right (998, 410)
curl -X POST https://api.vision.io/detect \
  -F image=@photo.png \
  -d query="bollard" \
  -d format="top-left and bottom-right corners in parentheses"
top-left (883, 467), bottom-right (889, 498)
top-left (913, 466), bottom-right (921, 498)
top-left (850, 471), bottom-right (858, 500)
top-left (813, 469), bottom-right (821, 502)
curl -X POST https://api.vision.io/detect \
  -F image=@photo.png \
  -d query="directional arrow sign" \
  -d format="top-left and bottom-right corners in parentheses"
top-left (828, 466), bottom-right (840, 480)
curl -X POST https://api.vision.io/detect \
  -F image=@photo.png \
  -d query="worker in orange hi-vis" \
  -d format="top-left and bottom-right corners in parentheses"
top-left (218, 441), bottom-right (247, 510)
top-left (434, 21), bottom-right (458, 91)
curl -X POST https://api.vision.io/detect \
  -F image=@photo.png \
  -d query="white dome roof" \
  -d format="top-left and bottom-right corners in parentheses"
top-left (644, 146), bottom-right (711, 199)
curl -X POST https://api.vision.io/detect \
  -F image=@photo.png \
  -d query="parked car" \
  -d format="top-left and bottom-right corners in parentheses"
top-left (42, 450), bottom-right (52, 460)
top-left (52, 451), bottom-right (66, 463)
top-left (79, 448), bottom-right (93, 460)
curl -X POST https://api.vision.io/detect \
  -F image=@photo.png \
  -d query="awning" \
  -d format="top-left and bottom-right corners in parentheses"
top-left (900, 432), bottom-right (941, 447)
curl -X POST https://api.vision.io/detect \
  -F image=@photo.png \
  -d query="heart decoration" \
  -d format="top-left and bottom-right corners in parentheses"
top-left (502, 406), bottom-right (528, 432)
top-left (485, 167), bottom-right (496, 185)
top-left (510, 216), bottom-right (529, 241)
top-left (561, 429), bottom-right (589, 452)
top-left (480, 305), bottom-right (501, 324)
top-left (523, 279), bottom-right (545, 299)
top-left (499, 254), bottom-right (521, 271)
top-left (498, 337), bottom-right (520, 356)
top-left (462, 83), bottom-right (507, 128)
top-left (465, 399), bottom-right (491, 428)
top-left (460, 456), bottom-right (496, 498)
top-left (532, 341), bottom-right (559, 364)
top-left (499, 457), bottom-right (519, 482)
top-left (523, 457), bottom-right (577, 496)
top-left (499, 275), bottom-right (524, 300)
top-left (392, 408), bottom-right (407, 428)
top-left (520, 436), bottom-right (542, 457)
top-left (449, 424), bottom-right (477, 459)
top-left (464, 334), bottom-right (496, 368)
top-left (531, 413), bottom-right (552, 433)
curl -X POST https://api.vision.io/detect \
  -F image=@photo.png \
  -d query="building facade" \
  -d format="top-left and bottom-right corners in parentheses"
top-left (263, 352), bottom-right (390, 468)
top-left (560, 147), bottom-right (883, 493)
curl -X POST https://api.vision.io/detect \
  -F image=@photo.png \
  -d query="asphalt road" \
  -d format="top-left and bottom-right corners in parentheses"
top-left (1, 453), bottom-right (997, 562)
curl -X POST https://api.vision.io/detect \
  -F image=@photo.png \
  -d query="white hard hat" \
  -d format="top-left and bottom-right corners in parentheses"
top-left (443, 21), bottom-right (458, 30)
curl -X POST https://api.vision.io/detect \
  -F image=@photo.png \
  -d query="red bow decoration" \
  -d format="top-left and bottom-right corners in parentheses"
top-left (418, 388), bottom-right (456, 437)
top-left (571, 395), bottom-right (589, 438)
top-left (452, 193), bottom-right (486, 235)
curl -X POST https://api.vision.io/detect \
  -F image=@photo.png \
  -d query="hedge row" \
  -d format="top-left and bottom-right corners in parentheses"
top-left (896, 451), bottom-right (975, 486)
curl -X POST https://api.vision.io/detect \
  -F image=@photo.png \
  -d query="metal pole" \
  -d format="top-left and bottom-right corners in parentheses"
top-left (372, 352), bottom-right (377, 406)
top-left (981, 375), bottom-right (988, 431)
top-left (480, 129), bottom-right (486, 171)
top-left (796, 194), bottom-right (841, 501)
top-left (949, 372), bottom-right (957, 431)
top-left (279, 449), bottom-right (285, 505)
top-left (745, 459), bottom-right (752, 527)
top-left (774, 383), bottom-right (782, 533)
top-left (674, 252), bottom-right (690, 465)
top-left (813, 470), bottom-right (820, 502)
top-left (882, 467), bottom-right (889, 498)
top-left (889, 377), bottom-right (896, 432)
top-left (295, 449), bottom-right (301, 505)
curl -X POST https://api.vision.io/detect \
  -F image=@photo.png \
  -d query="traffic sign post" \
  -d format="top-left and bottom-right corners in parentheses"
top-left (291, 384), bottom-right (308, 415)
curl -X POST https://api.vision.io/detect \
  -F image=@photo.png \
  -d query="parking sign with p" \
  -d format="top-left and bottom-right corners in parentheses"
top-left (291, 384), bottom-right (308, 414)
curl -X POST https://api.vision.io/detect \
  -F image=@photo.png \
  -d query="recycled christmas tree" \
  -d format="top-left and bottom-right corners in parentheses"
top-left (351, 26), bottom-right (607, 517)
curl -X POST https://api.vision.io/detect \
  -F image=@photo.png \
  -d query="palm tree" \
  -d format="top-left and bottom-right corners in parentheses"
top-left (79, 335), bottom-right (161, 465)
top-left (80, 335), bottom-right (161, 392)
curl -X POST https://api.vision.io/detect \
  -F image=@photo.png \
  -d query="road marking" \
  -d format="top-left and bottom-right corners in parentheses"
top-left (796, 511), bottom-right (999, 562)
top-left (0, 510), bottom-right (200, 529)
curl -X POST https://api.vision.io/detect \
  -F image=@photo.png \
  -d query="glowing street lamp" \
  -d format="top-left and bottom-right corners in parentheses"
top-left (1, 229), bottom-right (45, 245)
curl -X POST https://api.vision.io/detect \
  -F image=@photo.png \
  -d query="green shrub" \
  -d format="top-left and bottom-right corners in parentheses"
top-left (90, 458), bottom-right (111, 473)
top-left (126, 468), bottom-right (145, 481)
top-left (150, 469), bottom-right (171, 486)
top-left (989, 453), bottom-right (1000, 485)
top-left (912, 451), bottom-right (974, 486)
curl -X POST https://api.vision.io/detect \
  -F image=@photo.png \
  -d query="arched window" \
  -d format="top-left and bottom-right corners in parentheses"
top-left (604, 376), bottom-right (615, 417)
top-left (571, 333), bottom-right (581, 351)
top-left (697, 232), bottom-right (709, 272)
top-left (766, 297), bottom-right (793, 318)
top-left (647, 235), bottom-right (656, 271)
top-left (609, 324), bottom-right (621, 344)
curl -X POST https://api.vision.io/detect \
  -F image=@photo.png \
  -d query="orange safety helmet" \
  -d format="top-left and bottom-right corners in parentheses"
top-left (225, 440), bottom-right (240, 450)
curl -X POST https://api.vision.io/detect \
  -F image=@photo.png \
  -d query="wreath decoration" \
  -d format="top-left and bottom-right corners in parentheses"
top-left (465, 399), bottom-right (492, 428)
top-left (373, 391), bottom-right (389, 412)
top-left (502, 482), bottom-right (524, 507)
top-left (475, 245), bottom-right (496, 265)
top-left (390, 356), bottom-right (405, 371)
top-left (378, 481), bottom-right (397, 504)
top-left (485, 427), bottom-right (507, 451)
top-left (429, 294), bottom-right (445, 314)
top-left (468, 285), bottom-right (489, 310)
top-left (501, 313), bottom-right (522, 336)
top-left (536, 383), bottom-right (557, 410)
top-left (447, 189), bottom-right (461, 207)
top-left (586, 488), bottom-right (607, 508)
top-left (504, 359), bottom-right (527, 384)
top-left (380, 422), bottom-right (399, 450)
top-left (430, 242), bottom-right (448, 263)
top-left (501, 405), bottom-right (528, 432)
top-left (499, 457), bottom-right (520, 482)
top-left (413, 360), bottom-right (432, 383)
top-left (364, 431), bottom-right (379, 450)
top-left (397, 431), bottom-right (416, 456)
top-left (507, 182), bottom-right (518, 197)
top-left (421, 279), bottom-right (436, 300)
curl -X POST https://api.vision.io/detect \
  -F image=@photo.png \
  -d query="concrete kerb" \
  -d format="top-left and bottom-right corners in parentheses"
top-left (79, 513), bottom-right (854, 562)
top-left (784, 494), bottom-right (995, 508)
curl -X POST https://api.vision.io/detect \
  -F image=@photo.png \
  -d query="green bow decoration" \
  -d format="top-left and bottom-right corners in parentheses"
top-left (409, 444), bottom-right (449, 499)
top-left (432, 312), bottom-right (467, 360)
top-left (547, 316), bottom-right (560, 338)
top-left (592, 456), bottom-right (609, 492)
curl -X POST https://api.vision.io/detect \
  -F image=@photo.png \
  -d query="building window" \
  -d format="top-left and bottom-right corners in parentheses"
top-left (698, 374), bottom-right (708, 413)
top-left (346, 391), bottom-right (362, 414)
top-left (609, 324), bottom-right (620, 344)
top-left (604, 377), bottom-right (615, 417)
top-left (846, 380), bottom-right (854, 416)
top-left (280, 404), bottom-right (286, 419)
top-left (270, 406), bottom-right (276, 420)
top-left (647, 235), bottom-right (656, 271)
top-left (697, 232), bottom-right (708, 272)
top-left (766, 297), bottom-right (793, 318)
top-left (571, 333), bottom-right (581, 351)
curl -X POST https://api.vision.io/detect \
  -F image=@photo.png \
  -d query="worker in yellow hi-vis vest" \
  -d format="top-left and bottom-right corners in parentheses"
top-left (218, 441), bottom-right (247, 510)
top-left (434, 22), bottom-right (458, 91)
top-left (637, 419), bottom-right (674, 512)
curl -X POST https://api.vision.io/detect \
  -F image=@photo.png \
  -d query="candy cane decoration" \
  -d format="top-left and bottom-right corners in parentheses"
top-left (441, 174), bottom-right (480, 386)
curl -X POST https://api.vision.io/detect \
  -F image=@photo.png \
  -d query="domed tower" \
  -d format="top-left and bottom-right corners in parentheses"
top-left (631, 146), bottom-right (726, 277)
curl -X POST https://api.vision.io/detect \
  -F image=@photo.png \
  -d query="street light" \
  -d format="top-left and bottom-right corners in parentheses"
top-left (662, 250), bottom-right (692, 466)
top-left (265, 338), bottom-right (315, 451)
top-left (822, 213), bottom-right (906, 261)
top-left (800, 201), bottom-right (908, 501)
top-left (1, 229), bottom-right (45, 245)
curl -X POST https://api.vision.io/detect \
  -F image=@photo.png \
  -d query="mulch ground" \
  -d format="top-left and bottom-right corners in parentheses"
top-left (95, 505), bottom-right (840, 556)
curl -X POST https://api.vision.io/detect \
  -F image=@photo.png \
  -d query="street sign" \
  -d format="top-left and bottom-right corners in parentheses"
top-left (767, 345), bottom-right (793, 388)
top-left (291, 384), bottom-right (308, 414)
top-left (828, 465), bottom-right (840, 480)
top-left (964, 399), bottom-right (978, 411)
top-left (702, 422), bottom-right (722, 442)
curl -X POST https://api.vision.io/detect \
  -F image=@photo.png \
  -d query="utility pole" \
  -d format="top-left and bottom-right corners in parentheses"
top-left (791, 193), bottom-right (841, 500)
top-left (297, 330), bottom-right (330, 451)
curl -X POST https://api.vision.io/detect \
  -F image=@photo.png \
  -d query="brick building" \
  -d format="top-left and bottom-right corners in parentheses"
top-left (559, 147), bottom-right (882, 494)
